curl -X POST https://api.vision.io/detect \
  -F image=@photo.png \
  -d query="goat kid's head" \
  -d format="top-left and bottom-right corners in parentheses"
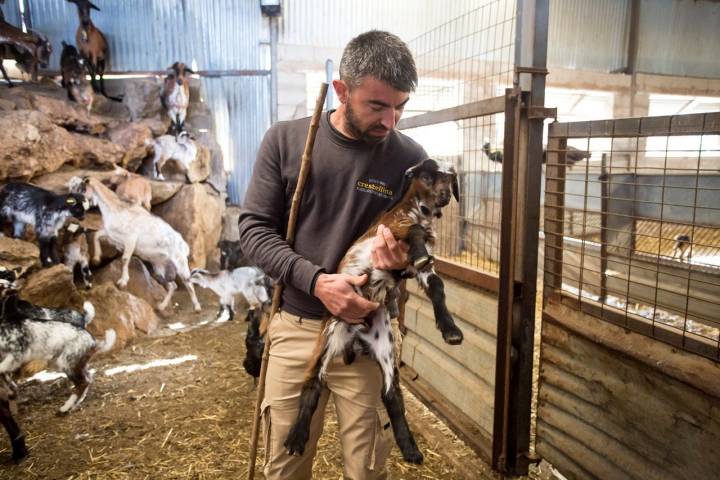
top-left (404, 159), bottom-right (460, 216)
top-left (189, 268), bottom-right (212, 288)
top-left (0, 266), bottom-right (22, 293)
top-left (55, 193), bottom-right (90, 219)
top-left (167, 62), bottom-right (195, 87)
top-left (28, 30), bottom-right (52, 68)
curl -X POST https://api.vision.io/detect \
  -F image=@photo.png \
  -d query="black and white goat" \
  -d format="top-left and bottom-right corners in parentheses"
top-left (189, 266), bottom-right (271, 322)
top-left (161, 62), bottom-right (194, 136)
top-left (284, 159), bottom-right (462, 465)
top-left (0, 275), bottom-right (115, 439)
top-left (60, 41), bottom-right (93, 114)
top-left (0, 182), bottom-right (90, 267)
top-left (56, 219), bottom-right (93, 289)
top-left (146, 131), bottom-right (198, 181)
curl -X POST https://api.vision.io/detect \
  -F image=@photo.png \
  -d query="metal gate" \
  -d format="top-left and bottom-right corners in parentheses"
top-left (397, 0), bottom-right (550, 475)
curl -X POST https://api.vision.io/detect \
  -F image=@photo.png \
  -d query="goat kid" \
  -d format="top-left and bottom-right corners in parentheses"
top-left (146, 131), bottom-right (198, 181)
top-left (56, 219), bottom-right (92, 289)
top-left (189, 267), bottom-right (270, 322)
top-left (0, 372), bottom-right (26, 462)
top-left (161, 62), bottom-right (194, 137)
top-left (219, 240), bottom-right (250, 270)
top-left (0, 17), bottom-right (52, 86)
top-left (113, 170), bottom-right (152, 210)
top-left (80, 177), bottom-right (201, 312)
top-left (60, 41), bottom-right (93, 114)
top-left (672, 234), bottom-right (692, 260)
top-left (0, 182), bottom-right (90, 267)
top-left (66, 0), bottom-right (121, 101)
top-left (284, 159), bottom-right (462, 464)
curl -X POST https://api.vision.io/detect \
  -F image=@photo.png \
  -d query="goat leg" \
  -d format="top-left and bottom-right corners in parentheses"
top-left (0, 62), bottom-right (12, 87)
top-left (58, 363), bottom-right (92, 414)
top-left (179, 273), bottom-right (202, 312)
top-left (407, 224), bottom-right (432, 270)
top-left (38, 237), bottom-right (53, 267)
top-left (419, 270), bottom-right (463, 345)
top-left (380, 366), bottom-right (423, 464)
top-left (284, 359), bottom-right (324, 457)
top-left (0, 400), bottom-right (27, 462)
top-left (91, 229), bottom-right (105, 265)
top-left (80, 262), bottom-right (93, 289)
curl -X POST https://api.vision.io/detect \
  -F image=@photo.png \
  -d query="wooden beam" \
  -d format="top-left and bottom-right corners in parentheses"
top-left (435, 258), bottom-right (499, 293)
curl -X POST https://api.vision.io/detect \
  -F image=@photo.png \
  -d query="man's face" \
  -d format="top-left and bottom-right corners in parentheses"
top-left (336, 76), bottom-right (410, 144)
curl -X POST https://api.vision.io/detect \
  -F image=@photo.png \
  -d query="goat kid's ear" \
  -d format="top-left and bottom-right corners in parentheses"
top-left (452, 176), bottom-right (460, 203)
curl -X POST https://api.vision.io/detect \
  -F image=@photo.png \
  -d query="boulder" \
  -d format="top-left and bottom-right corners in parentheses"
top-left (158, 143), bottom-right (211, 184)
top-left (94, 257), bottom-right (167, 306)
top-left (0, 110), bottom-right (126, 181)
top-left (123, 79), bottom-right (163, 121)
top-left (19, 264), bottom-right (81, 309)
top-left (137, 116), bottom-right (168, 137)
top-left (149, 179), bottom-right (183, 205)
top-left (107, 122), bottom-right (153, 171)
top-left (29, 93), bottom-right (115, 135)
top-left (0, 98), bottom-right (16, 111)
top-left (82, 284), bottom-right (141, 350)
top-left (32, 166), bottom-right (118, 194)
top-left (221, 205), bottom-right (242, 242)
top-left (0, 237), bottom-right (40, 274)
top-left (153, 183), bottom-right (225, 269)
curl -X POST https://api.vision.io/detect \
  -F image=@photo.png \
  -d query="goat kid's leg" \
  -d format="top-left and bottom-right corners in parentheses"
top-left (0, 63), bottom-right (13, 87)
top-left (418, 269), bottom-right (463, 345)
top-left (180, 274), bottom-right (202, 312)
top-left (0, 398), bottom-right (27, 462)
top-left (380, 365), bottom-right (423, 464)
top-left (58, 363), bottom-right (92, 414)
top-left (407, 224), bottom-right (432, 270)
top-left (92, 229), bottom-right (105, 265)
top-left (117, 236), bottom-right (137, 288)
top-left (284, 358), bottom-right (325, 457)
top-left (80, 260), bottom-right (93, 289)
top-left (38, 237), bottom-right (54, 267)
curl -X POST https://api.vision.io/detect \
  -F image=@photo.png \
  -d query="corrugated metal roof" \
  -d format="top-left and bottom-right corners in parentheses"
top-left (547, 0), bottom-right (628, 72)
top-left (637, 0), bottom-right (720, 78)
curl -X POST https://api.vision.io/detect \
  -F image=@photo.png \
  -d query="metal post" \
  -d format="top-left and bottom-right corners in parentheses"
top-left (269, 15), bottom-right (279, 124)
top-left (325, 59), bottom-right (333, 111)
top-left (493, 0), bottom-right (549, 475)
top-left (600, 153), bottom-right (608, 303)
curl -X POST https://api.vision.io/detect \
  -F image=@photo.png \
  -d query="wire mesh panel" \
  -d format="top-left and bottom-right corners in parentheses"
top-left (544, 112), bottom-right (720, 360)
top-left (401, 0), bottom-right (517, 275)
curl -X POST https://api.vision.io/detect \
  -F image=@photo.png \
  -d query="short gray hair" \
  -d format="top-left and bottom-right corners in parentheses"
top-left (339, 30), bottom-right (418, 92)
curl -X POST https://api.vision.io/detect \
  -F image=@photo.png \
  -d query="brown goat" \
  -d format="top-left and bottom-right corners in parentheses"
top-left (67, 0), bottom-right (121, 101)
top-left (161, 62), bottom-right (194, 136)
top-left (114, 170), bottom-right (152, 211)
top-left (283, 159), bottom-right (463, 465)
top-left (0, 17), bottom-right (52, 86)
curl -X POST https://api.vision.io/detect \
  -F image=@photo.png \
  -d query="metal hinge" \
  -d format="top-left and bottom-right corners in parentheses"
top-left (527, 106), bottom-right (557, 121)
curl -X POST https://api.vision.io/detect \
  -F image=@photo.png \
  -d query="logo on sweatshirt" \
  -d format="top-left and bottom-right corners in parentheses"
top-left (356, 178), bottom-right (394, 199)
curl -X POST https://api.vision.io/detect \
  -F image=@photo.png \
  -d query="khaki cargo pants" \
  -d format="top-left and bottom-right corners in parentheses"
top-left (262, 310), bottom-right (395, 480)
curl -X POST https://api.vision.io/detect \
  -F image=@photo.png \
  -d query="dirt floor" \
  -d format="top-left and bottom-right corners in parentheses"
top-left (0, 288), bottom-right (491, 479)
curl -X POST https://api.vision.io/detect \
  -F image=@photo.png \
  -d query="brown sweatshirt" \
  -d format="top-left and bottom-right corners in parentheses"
top-left (238, 111), bottom-right (427, 319)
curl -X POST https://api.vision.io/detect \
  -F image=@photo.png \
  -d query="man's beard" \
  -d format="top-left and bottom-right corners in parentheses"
top-left (344, 102), bottom-right (388, 145)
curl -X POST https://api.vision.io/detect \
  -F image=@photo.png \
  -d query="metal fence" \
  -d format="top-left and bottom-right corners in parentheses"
top-left (543, 112), bottom-right (720, 361)
top-left (400, 0), bottom-right (517, 276)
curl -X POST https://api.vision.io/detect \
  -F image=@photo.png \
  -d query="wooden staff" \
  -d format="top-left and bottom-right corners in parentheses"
top-left (247, 82), bottom-right (329, 479)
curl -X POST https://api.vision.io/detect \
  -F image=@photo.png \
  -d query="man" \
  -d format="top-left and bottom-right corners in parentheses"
top-left (238, 30), bottom-right (427, 479)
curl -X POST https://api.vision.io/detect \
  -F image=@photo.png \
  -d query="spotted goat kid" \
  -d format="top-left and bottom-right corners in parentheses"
top-left (284, 159), bottom-right (462, 465)
top-left (0, 182), bottom-right (90, 267)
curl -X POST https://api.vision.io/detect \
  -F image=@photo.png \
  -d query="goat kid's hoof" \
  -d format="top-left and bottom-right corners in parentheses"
top-left (116, 279), bottom-right (128, 289)
top-left (401, 447), bottom-right (424, 465)
top-left (284, 429), bottom-right (308, 457)
top-left (11, 439), bottom-right (28, 464)
top-left (442, 328), bottom-right (464, 345)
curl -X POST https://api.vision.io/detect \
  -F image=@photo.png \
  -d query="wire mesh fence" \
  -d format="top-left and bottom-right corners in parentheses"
top-left (400, 0), bottom-right (517, 276)
top-left (544, 112), bottom-right (720, 361)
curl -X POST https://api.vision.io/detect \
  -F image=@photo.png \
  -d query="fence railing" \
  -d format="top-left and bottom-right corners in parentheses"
top-left (544, 112), bottom-right (720, 361)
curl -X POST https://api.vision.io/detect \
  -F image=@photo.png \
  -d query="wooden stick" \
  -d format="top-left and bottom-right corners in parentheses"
top-left (247, 82), bottom-right (329, 479)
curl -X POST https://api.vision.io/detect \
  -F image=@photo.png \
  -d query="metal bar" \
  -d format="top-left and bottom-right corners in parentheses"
top-left (397, 95), bottom-right (505, 130)
top-left (548, 112), bottom-right (720, 138)
top-left (41, 69), bottom-right (272, 78)
top-left (600, 153), bottom-right (609, 303)
top-left (270, 16), bottom-right (279, 124)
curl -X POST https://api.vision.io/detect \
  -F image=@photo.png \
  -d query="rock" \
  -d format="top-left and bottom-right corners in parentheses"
top-left (0, 237), bottom-right (40, 274)
top-left (137, 116), bottom-right (168, 137)
top-left (221, 205), bottom-right (242, 242)
top-left (29, 93), bottom-right (115, 135)
top-left (0, 110), bottom-right (126, 181)
top-left (149, 179), bottom-right (183, 205)
top-left (123, 79), bottom-right (163, 121)
top-left (0, 98), bottom-right (16, 111)
top-left (158, 143), bottom-right (211, 184)
top-left (32, 166), bottom-right (118, 194)
top-left (153, 183), bottom-right (225, 269)
top-left (82, 284), bottom-right (150, 350)
top-left (107, 122), bottom-right (153, 171)
top-left (19, 264), bottom-right (81, 309)
top-left (206, 143), bottom-right (228, 193)
top-left (94, 257), bottom-right (167, 306)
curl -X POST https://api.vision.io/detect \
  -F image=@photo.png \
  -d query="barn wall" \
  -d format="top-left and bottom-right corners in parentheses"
top-left (401, 276), bottom-right (497, 448)
top-left (537, 302), bottom-right (720, 480)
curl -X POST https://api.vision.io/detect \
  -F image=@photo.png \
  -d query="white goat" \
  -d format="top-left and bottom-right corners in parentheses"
top-left (80, 177), bottom-right (201, 312)
top-left (146, 131), bottom-right (197, 181)
top-left (189, 267), bottom-right (270, 322)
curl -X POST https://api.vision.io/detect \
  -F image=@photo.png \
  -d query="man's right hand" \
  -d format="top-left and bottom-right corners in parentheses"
top-left (313, 273), bottom-right (379, 324)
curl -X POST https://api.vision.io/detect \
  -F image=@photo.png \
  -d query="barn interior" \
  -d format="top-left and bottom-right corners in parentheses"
top-left (0, 1), bottom-right (719, 479)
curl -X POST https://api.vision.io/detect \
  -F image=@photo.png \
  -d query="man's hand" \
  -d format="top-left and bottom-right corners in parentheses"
top-left (371, 224), bottom-right (409, 270)
top-left (313, 273), bottom-right (379, 324)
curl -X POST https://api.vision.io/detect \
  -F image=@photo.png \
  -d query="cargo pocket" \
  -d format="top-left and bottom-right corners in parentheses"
top-left (261, 399), bottom-right (272, 470)
top-left (368, 408), bottom-right (393, 472)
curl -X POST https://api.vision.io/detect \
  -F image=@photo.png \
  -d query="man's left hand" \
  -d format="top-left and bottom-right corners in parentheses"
top-left (371, 224), bottom-right (409, 270)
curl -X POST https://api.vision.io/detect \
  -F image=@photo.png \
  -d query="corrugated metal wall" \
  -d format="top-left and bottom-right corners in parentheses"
top-left (1, 0), bottom-right (22, 26)
top-left (23, 0), bottom-right (270, 204)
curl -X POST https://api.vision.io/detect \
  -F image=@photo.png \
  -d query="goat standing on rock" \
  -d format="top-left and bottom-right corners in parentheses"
top-left (161, 62), bottom-right (194, 136)
top-left (60, 41), bottom-right (94, 114)
top-left (147, 131), bottom-right (198, 181)
top-left (284, 159), bottom-right (463, 465)
top-left (79, 177), bottom-right (202, 312)
top-left (0, 15), bottom-right (52, 86)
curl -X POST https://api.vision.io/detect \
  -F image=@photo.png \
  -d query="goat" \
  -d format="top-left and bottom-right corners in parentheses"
top-left (219, 240), bottom-right (250, 270)
top-left (60, 41), bottom-right (93, 114)
top-left (482, 139), bottom-right (503, 163)
top-left (114, 170), bottom-right (152, 210)
top-left (189, 267), bottom-right (270, 322)
top-left (483, 138), bottom-right (592, 166)
top-left (161, 62), bottom-right (194, 136)
top-left (0, 277), bottom-right (116, 418)
top-left (283, 159), bottom-right (463, 465)
top-left (79, 177), bottom-right (202, 312)
top-left (146, 131), bottom-right (198, 181)
top-left (56, 219), bottom-right (92, 289)
top-left (672, 234), bottom-right (692, 260)
top-left (66, 0), bottom-right (120, 101)
top-left (242, 307), bottom-right (266, 382)
top-left (0, 373), bottom-right (26, 463)
top-left (0, 182), bottom-right (90, 267)
top-left (0, 17), bottom-right (52, 86)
